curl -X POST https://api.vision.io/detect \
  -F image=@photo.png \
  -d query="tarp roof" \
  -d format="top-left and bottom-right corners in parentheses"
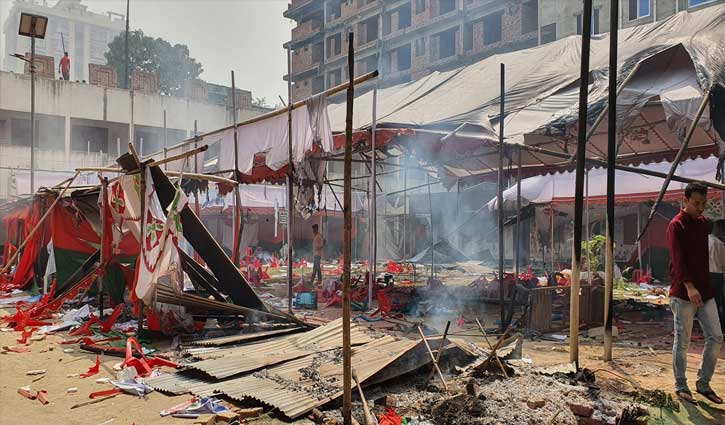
top-left (325, 6), bottom-right (725, 184)
top-left (486, 156), bottom-right (720, 210)
top-left (327, 6), bottom-right (724, 133)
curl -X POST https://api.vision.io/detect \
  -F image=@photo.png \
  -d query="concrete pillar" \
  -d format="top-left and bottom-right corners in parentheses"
top-left (64, 115), bottom-right (71, 162)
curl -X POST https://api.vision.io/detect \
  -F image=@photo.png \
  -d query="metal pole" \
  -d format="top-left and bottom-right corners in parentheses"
top-left (163, 110), bottom-right (167, 170)
top-left (604, 0), bottom-right (619, 362)
top-left (427, 173), bottom-right (435, 281)
top-left (498, 63), bottom-right (505, 329)
top-left (125, 0), bottom-right (130, 89)
top-left (638, 90), bottom-right (711, 241)
top-left (342, 31), bottom-right (355, 425)
top-left (137, 163), bottom-right (146, 337)
top-left (403, 158), bottom-right (408, 260)
top-left (30, 35), bottom-right (35, 194)
top-left (570, 0), bottom-right (594, 367)
top-left (515, 147), bottom-right (522, 280)
top-left (586, 169), bottom-right (591, 286)
top-left (369, 87), bottom-right (378, 308)
top-left (231, 70), bottom-right (241, 266)
top-left (97, 177), bottom-right (109, 319)
top-left (286, 45), bottom-right (294, 314)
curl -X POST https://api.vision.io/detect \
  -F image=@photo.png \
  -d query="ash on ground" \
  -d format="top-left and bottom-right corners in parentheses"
top-left (337, 363), bottom-right (645, 425)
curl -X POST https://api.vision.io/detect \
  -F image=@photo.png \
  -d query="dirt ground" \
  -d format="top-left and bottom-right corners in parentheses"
top-left (1, 304), bottom-right (725, 424)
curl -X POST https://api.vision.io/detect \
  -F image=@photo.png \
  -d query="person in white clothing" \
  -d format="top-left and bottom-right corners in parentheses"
top-left (708, 219), bottom-right (725, 331)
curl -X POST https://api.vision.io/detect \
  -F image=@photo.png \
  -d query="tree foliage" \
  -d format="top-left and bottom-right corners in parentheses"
top-left (105, 30), bottom-right (203, 96)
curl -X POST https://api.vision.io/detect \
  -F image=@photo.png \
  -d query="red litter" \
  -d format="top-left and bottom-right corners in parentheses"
top-left (79, 355), bottom-right (101, 379)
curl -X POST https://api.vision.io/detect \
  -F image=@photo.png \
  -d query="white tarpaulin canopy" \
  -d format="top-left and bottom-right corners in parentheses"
top-left (325, 6), bottom-right (725, 184)
top-left (487, 156), bottom-right (721, 210)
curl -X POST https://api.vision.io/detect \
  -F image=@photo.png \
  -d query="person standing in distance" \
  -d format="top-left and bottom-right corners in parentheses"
top-left (59, 52), bottom-right (70, 81)
top-left (312, 224), bottom-right (325, 287)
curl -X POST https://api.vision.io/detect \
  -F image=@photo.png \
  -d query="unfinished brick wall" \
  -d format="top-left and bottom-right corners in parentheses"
top-left (468, 4), bottom-right (536, 59)
top-left (89, 64), bottom-right (118, 88)
top-left (24, 53), bottom-right (54, 79)
top-left (292, 79), bottom-right (313, 101)
top-left (185, 79), bottom-right (208, 102)
top-left (132, 71), bottom-right (159, 94)
top-left (292, 46), bottom-right (314, 74)
top-left (341, 0), bottom-right (358, 20)
top-left (228, 88), bottom-right (253, 109)
top-left (412, 0), bottom-right (431, 26)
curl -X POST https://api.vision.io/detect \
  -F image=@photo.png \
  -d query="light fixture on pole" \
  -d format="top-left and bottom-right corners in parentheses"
top-left (16, 12), bottom-right (48, 194)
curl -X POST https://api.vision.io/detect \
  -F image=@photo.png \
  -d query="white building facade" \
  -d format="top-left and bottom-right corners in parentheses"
top-left (3, 0), bottom-right (125, 82)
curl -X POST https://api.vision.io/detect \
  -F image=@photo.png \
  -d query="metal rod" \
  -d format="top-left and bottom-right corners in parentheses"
top-left (0, 171), bottom-right (80, 274)
top-left (286, 45), bottom-right (294, 315)
top-left (163, 110), bottom-right (168, 171)
top-left (570, 0), bottom-right (594, 368)
top-left (638, 89), bottom-right (711, 241)
top-left (515, 147), bottom-right (522, 281)
top-left (342, 31), bottom-right (355, 425)
top-left (417, 326), bottom-right (449, 392)
top-left (426, 321), bottom-right (450, 383)
top-left (124, 0), bottom-right (130, 89)
top-left (97, 176), bottom-right (109, 320)
top-left (369, 86), bottom-right (378, 308)
top-left (427, 173), bottom-right (435, 281)
top-left (386, 179), bottom-right (441, 196)
top-left (231, 70), bottom-right (241, 266)
top-left (604, 0), bottom-right (619, 362)
top-left (136, 162), bottom-right (146, 337)
top-left (498, 63), bottom-right (506, 329)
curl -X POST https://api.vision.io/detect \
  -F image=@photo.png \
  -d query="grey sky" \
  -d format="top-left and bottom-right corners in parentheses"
top-left (0, 0), bottom-right (292, 104)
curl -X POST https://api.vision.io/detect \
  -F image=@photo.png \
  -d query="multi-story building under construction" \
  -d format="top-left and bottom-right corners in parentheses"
top-left (284, 0), bottom-right (723, 101)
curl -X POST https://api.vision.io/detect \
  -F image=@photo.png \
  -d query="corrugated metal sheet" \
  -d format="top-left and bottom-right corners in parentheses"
top-left (148, 335), bottom-right (421, 419)
top-left (189, 327), bottom-right (303, 347)
top-left (188, 318), bottom-right (373, 378)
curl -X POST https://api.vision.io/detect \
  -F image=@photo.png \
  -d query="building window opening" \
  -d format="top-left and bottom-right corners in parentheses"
top-left (483, 12), bottom-right (503, 45)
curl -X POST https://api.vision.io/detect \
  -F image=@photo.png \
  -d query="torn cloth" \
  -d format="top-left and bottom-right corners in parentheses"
top-left (134, 168), bottom-right (188, 304)
top-left (217, 96), bottom-right (334, 174)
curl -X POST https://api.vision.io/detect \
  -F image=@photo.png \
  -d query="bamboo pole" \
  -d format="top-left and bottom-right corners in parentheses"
top-left (426, 321), bottom-right (450, 382)
top-left (342, 31), bottom-right (355, 425)
top-left (604, 0), bottom-right (619, 362)
top-left (417, 326), bottom-right (449, 392)
top-left (128, 142), bottom-right (146, 336)
top-left (475, 318), bottom-right (508, 378)
top-left (148, 145), bottom-right (207, 169)
top-left (146, 71), bottom-right (379, 159)
top-left (498, 63), bottom-right (506, 329)
top-left (352, 370), bottom-right (374, 425)
top-left (570, 0), bottom-right (594, 367)
top-left (0, 171), bottom-right (80, 274)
